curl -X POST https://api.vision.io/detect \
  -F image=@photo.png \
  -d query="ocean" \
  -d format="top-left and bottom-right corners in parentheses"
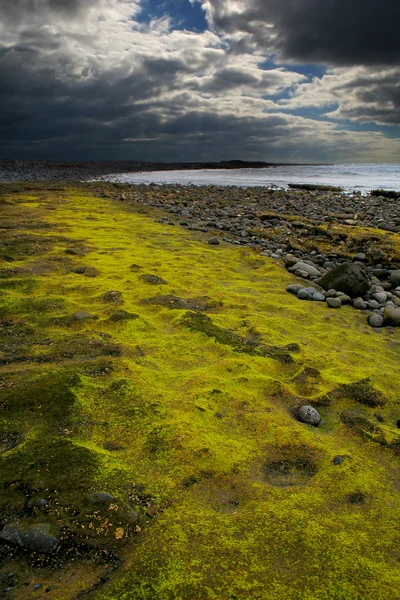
top-left (100, 163), bottom-right (400, 192)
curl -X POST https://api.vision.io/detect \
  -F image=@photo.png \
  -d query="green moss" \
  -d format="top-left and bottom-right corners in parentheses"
top-left (180, 311), bottom-right (296, 363)
top-left (0, 183), bottom-right (400, 599)
top-left (336, 378), bottom-right (386, 407)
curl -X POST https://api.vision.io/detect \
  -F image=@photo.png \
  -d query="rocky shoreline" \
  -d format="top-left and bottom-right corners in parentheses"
top-left (2, 175), bottom-right (400, 330)
top-left (97, 183), bottom-right (400, 329)
top-left (0, 159), bottom-right (312, 183)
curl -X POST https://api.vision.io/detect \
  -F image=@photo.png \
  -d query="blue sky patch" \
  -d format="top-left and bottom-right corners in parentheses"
top-left (138, 0), bottom-right (208, 32)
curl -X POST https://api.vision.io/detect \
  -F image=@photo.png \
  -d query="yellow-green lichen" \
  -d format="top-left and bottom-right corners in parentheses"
top-left (0, 184), bottom-right (399, 600)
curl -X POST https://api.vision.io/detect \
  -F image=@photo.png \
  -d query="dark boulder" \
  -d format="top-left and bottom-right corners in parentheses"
top-left (0, 522), bottom-right (60, 554)
top-left (319, 263), bottom-right (369, 298)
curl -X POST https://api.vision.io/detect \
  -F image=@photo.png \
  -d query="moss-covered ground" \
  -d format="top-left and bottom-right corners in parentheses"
top-left (0, 184), bottom-right (400, 599)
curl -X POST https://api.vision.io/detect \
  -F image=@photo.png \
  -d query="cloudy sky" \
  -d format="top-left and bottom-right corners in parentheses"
top-left (1, 0), bottom-right (399, 163)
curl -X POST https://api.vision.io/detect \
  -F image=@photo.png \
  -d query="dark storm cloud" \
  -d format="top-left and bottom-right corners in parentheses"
top-left (206, 0), bottom-right (400, 67)
top-left (330, 69), bottom-right (400, 125)
top-left (0, 0), bottom-right (398, 162)
top-left (0, 0), bottom-right (94, 22)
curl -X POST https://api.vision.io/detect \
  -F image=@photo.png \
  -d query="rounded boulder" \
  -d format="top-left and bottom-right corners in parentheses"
top-left (320, 262), bottom-right (369, 298)
top-left (298, 405), bottom-right (321, 427)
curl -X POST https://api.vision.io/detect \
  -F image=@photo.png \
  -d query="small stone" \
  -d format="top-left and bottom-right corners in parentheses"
top-left (291, 262), bottom-right (321, 277)
top-left (297, 289), bottom-right (312, 301)
top-left (323, 261), bottom-right (336, 270)
top-left (372, 292), bottom-right (387, 304)
top-left (372, 268), bottom-right (390, 279)
top-left (295, 269), bottom-right (310, 279)
top-left (333, 455), bottom-right (344, 465)
top-left (33, 584), bottom-right (43, 592)
top-left (65, 248), bottom-right (80, 256)
top-left (284, 254), bottom-right (299, 268)
top-left (367, 300), bottom-right (380, 310)
top-left (73, 311), bottom-right (97, 321)
top-left (286, 284), bottom-right (304, 295)
top-left (353, 253), bottom-right (367, 262)
top-left (87, 491), bottom-right (116, 505)
top-left (368, 314), bottom-right (383, 328)
top-left (336, 294), bottom-right (352, 305)
top-left (353, 298), bottom-right (367, 310)
top-left (72, 266), bottom-right (86, 274)
top-left (326, 297), bottom-right (342, 308)
top-left (312, 293), bottom-right (325, 301)
top-left (208, 237), bottom-right (220, 245)
top-left (298, 405), bottom-right (321, 426)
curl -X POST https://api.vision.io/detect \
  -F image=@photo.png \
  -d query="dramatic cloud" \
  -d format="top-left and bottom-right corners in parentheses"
top-left (202, 0), bottom-right (400, 66)
top-left (281, 67), bottom-right (400, 126)
top-left (0, 0), bottom-right (399, 162)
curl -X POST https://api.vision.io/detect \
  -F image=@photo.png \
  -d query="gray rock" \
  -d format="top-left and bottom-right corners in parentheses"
top-left (312, 292), bottom-right (325, 301)
top-left (383, 306), bottom-right (400, 327)
top-left (333, 455), bottom-right (344, 465)
top-left (286, 284), bottom-right (304, 295)
top-left (298, 405), bottom-right (321, 426)
top-left (73, 311), bottom-right (97, 321)
top-left (0, 522), bottom-right (60, 554)
top-left (353, 298), bottom-right (367, 310)
top-left (336, 294), bottom-right (352, 305)
top-left (297, 289), bottom-right (313, 301)
top-left (208, 237), bottom-right (220, 245)
top-left (320, 262), bottom-right (369, 298)
top-left (367, 300), bottom-right (380, 310)
top-left (390, 270), bottom-right (400, 288)
top-left (323, 261), bottom-right (336, 270)
top-left (353, 253), bottom-right (367, 262)
top-left (326, 297), bottom-right (342, 308)
top-left (87, 491), bottom-right (116, 505)
top-left (372, 292), bottom-right (387, 304)
top-left (291, 262), bottom-right (321, 277)
top-left (368, 314), bottom-right (383, 328)
top-left (284, 254), bottom-right (299, 268)
top-left (373, 268), bottom-right (391, 279)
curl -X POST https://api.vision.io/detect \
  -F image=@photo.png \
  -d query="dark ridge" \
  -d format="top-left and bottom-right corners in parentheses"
top-left (370, 189), bottom-right (400, 199)
top-left (288, 183), bottom-right (343, 192)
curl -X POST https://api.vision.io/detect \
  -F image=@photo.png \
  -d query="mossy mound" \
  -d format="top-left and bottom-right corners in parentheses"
top-left (0, 184), bottom-right (399, 599)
